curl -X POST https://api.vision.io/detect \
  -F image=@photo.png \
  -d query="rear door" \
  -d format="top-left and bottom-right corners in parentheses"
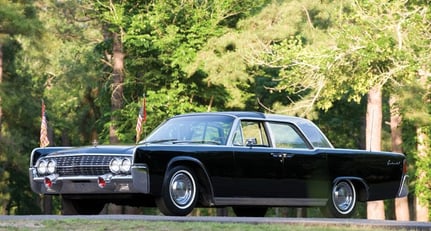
top-left (268, 121), bottom-right (329, 198)
top-left (232, 120), bottom-right (285, 197)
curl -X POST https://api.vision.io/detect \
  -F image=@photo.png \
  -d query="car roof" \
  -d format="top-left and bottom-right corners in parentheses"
top-left (174, 111), bottom-right (311, 124)
top-left (175, 111), bottom-right (266, 119)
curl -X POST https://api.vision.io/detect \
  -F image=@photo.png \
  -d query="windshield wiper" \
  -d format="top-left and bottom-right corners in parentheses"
top-left (139, 139), bottom-right (178, 144)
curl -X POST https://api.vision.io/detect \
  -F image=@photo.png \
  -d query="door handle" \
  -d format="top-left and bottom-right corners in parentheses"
top-left (270, 153), bottom-right (294, 158)
top-left (285, 153), bottom-right (295, 158)
top-left (270, 153), bottom-right (283, 158)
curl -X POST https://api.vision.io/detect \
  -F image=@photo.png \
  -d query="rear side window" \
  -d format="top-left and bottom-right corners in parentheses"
top-left (268, 122), bottom-right (308, 149)
top-left (298, 122), bottom-right (332, 148)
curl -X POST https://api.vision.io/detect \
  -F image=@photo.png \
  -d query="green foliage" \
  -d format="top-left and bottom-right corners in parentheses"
top-left (0, 0), bottom-right (43, 37)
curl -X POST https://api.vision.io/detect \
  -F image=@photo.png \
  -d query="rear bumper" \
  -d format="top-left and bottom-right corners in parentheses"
top-left (397, 175), bottom-right (409, 198)
top-left (29, 166), bottom-right (149, 194)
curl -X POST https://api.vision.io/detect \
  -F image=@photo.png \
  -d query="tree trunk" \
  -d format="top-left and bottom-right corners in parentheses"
top-left (109, 32), bottom-right (124, 144)
top-left (366, 86), bottom-right (385, 220)
top-left (415, 127), bottom-right (429, 221)
top-left (389, 95), bottom-right (410, 221)
top-left (0, 43), bottom-right (3, 139)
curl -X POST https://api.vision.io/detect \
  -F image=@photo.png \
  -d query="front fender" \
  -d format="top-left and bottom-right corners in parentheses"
top-left (164, 156), bottom-right (215, 206)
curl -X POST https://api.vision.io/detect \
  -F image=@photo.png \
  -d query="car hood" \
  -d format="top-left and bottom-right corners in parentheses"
top-left (34, 145), bottom-right (135, 159)
top-left (52, 145), bottom-right (135, 155)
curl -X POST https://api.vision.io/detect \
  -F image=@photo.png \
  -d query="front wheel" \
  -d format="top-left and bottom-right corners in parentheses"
top-left (156, 166), bottom-right (198, 216)
top-left (323, 180), bottom-right (357, 218)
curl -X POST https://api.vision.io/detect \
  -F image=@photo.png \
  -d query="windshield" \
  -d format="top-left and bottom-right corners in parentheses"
top-left (144, 115), bottom-right (234, 145)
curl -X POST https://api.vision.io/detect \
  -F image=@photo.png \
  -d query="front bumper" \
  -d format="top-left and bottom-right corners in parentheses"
top-left (29, 164), bottom-right (150, 194)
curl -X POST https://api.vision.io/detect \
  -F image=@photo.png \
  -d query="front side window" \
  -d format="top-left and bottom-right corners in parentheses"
top-left (268, 122), bottom-right (308, 149)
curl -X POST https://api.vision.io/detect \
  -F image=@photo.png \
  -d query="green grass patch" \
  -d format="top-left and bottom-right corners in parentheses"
top-left (0, 219), bottom-right (404, 231)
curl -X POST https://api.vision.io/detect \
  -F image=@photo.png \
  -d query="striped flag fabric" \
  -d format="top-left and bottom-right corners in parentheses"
top-left (40, 100), bottom-right (50, 148)
top-left (135, 95), bottom-right (147, 143)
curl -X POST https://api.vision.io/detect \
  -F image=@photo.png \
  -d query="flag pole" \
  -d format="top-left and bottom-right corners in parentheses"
top-left (135, 94), bottom-right (146, 143)
top-left (40, 99), bottom-right (50, 148)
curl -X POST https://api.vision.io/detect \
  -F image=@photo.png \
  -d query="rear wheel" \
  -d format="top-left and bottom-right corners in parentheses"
top-left (156, 166), bottom-right (198, 216)
top-left (323, 180), bottom-right (357, 218)
top-left (61, 197), bottom-right (105, 215)
top-left (232, 206), bottom-right (268, 217)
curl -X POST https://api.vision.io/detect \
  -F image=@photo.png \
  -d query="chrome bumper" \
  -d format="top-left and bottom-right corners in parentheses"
top-left (29, 164), bottom-right (150, 194)
top-left (131, 164), bottom-right (150, 194)
top-left (397, 175), bottom-right (409, 197)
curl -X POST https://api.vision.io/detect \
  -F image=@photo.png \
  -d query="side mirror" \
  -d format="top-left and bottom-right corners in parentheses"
top-left (245, 138), bottom-right (257, 147)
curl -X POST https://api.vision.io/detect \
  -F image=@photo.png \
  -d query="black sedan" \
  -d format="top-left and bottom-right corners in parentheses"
top-left (29, 111), bottom-right (408, 217)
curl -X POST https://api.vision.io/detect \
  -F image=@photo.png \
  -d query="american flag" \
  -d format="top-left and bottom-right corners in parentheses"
top-left (135, 95), bottom-right (147, 143)
top-left (40, 100), bottom-right (50, 147)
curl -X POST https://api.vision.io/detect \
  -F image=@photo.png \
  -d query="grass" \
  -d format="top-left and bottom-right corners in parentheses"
top-left (0, 218), bottom-right (407, 231)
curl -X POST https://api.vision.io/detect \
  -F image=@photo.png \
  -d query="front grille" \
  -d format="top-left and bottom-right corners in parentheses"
top-left (45, 155), bottom-right (124, 176)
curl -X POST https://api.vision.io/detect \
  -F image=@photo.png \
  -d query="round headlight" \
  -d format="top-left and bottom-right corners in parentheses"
top-left (109, 158), bottom-right (121, 174)
top-left (37, 160), bottom-right (48, 175)
top-left (120, 158), bottom-right (132, 173)
top-left (47, 160), bottom-right (57, 174)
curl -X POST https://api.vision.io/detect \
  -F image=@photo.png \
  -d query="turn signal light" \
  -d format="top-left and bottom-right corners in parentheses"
top-left (44, 177), bottom-right (53, 188)
top-left (98, 177), bottom-right (106, 188)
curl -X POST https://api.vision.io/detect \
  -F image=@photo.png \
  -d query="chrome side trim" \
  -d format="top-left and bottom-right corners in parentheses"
top-left (397, 175), bottom-right (409, 197)
top-left (131, 164), bottom-right (150, 194)
top-left (213, 197), bottom-right (327, 207)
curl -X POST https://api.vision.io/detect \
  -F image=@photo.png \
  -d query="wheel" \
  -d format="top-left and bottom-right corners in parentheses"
top-left (323, 180), bottom-right (357, 218)
top-left (61, 197), bottom-right (105, 215)
top-left (156, 166), bottom-right (198, 216)
top-left (232, 206), bottom-right (268, 217)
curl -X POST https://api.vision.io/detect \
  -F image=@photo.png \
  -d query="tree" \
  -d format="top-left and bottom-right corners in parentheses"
top-left (0, 0), bottom-right (45, 214)
top-left (0, 0), bottom-right (42, 138)
top-left (365, 86), bottom-right (385, 219)
top-left (239, 0), bottom-right (430, 219)
top-left (389, 95), bottom-right (410, 221)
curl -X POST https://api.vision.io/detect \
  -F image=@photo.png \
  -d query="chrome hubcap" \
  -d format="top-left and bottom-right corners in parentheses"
top-left (332, 181), bottom-right (355, 214)
top-left (169, 170), bottom-right (195, 209)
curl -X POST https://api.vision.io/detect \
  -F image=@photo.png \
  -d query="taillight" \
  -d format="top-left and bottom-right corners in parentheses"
top-left (402, 159), bottom-right (407, 174)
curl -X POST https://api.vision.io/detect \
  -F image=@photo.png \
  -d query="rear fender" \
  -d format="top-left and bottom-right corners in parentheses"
top-left (333, 177), bottom-right (369, 202)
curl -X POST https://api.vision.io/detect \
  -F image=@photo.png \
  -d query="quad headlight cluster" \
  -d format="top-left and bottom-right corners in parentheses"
top-left (36, 159), bottom-right (57, 175)
top-left (109, 157), bottom-right (132, 174)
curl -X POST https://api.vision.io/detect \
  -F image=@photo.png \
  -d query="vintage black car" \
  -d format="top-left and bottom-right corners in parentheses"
top-left (29, 111), bottom-right (408, 217)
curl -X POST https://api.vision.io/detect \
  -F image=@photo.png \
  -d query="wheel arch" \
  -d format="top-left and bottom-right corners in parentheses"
top-left (165, 156), bottom-right (215, 206)
top-left (333, 176), bottom-right (369, 202)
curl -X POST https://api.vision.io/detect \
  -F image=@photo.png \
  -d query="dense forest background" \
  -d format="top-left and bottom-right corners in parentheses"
top-left (0, 0), bottom-right (430, 220)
